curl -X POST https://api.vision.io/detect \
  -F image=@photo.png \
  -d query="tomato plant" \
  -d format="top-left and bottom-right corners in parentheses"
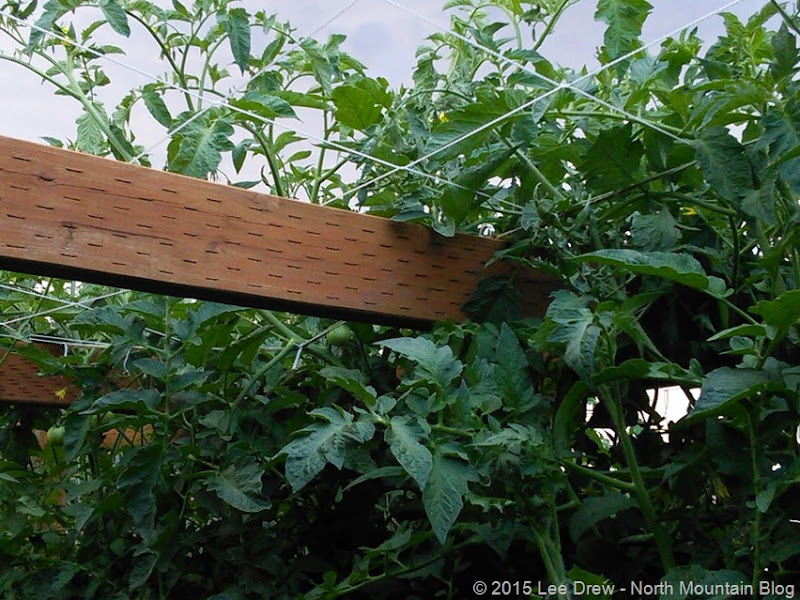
top-left (1, 0), bottom-right (799, 598)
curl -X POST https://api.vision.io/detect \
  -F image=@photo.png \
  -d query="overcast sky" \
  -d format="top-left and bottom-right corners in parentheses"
top-left (0, 0), bottom-right (769, 151)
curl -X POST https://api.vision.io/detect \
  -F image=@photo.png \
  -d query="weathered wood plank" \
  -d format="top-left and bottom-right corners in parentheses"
top-left (0, 344), bottom-right (78, 406)
top-left (0, 135), bottom-right (557, 328)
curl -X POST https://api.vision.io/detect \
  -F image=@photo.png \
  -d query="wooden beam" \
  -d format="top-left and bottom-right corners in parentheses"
top-left (0, 135), bottom-right (557, 328)
top-left (0, 344), bottom-right (78, 407)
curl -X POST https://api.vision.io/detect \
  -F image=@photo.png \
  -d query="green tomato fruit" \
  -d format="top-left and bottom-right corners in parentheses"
top-left (326, 324), bottom-right (354, 346)
top-left (47, 425), bottom-right (66, 446)
top-left (91, 412), bottom-right (115, 429)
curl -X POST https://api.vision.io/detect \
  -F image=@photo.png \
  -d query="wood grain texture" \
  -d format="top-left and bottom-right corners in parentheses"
top-left (0, 344), bottom-right (78, 406)
top-left (0, 135), bottom-right (557, 327)
top-left (1, 135), bottom-right (560, 406)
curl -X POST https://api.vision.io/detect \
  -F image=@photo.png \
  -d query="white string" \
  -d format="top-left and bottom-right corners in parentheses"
top-left (381, 0), bottom-right (693, 142)
top-left (128, 0), bottom-right (364, 164)
top-left (29, 333), bottom-right (110, 349)
top-left (0, 282), bottom-right (124, 311)
top-left (0, 289), bottom-right (126, 328)
top-left (4, 0), bottom-right (745, 209)
top-left (3, 11), bottom-right (483, 200)
top-left (344, 0), bottom-right (744, 198)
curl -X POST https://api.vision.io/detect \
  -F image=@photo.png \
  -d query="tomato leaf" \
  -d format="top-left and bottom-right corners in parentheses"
top-left (385, 415), bottom-right (432, 490)
top-left (141, 84), bottom-right (172, 128)
top-left (220, 7), bottom-right (251, 73)
top-left (282, 407), bottom-right (375, 492)
top-left (594, 0), bottom-right (652, 61)
top-left (685, 367), bottom-right (781, 422)
top-left (207, 461), bottom-right (270, 513)
top-left (569, 493), bottom-right (636, 542)
top-left (167, 112), bottom-right (235, 178)
top-left (573, 249), bottom-right (729, 297)
top-left (99, 0), bottom-right (130, 37)
top-left (692, 127), bottom-right (753, 205)
top-left (422, 453), bottom-right (477, 544)
top-left (379, 337), bottom-right (463, 390)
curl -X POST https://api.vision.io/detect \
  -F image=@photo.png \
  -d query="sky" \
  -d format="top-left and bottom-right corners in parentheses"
top-left (0, 0), bottom-right (770, 149)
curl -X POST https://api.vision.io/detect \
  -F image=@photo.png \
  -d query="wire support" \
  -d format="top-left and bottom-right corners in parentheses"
top-left (129, 0), bottom-right (364, 164)
top-left (344, 0), bottom-right (744, 199)
top-left (0, 288), bottom-right (126, 329)
top-left (380, 0), bottom-right (732, 141)
top-left (3, 11), bottom-right (488, 203)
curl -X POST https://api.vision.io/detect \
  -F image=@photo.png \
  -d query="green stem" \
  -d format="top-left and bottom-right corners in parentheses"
top-left (747, 410), bottom-right (762, 591)
top-left (124, 10), bottom-right (194, 110)
top-left (649, 191), bottom-right (738, 217)
top-left (532, 0), bottom-right (572, 52)
top-left (430, 424), bottom-right (472, 438)
top-left (728, 214), bottom-right (741, 295)
top-left (227, 342), bottom-right (294, 434)
top-left (561, 459), bottom-right (636, 492)
top-left (197, 36), bottom-right (227, 110)
top-left (309, 112), bottom-right (330, 204)
top-left (562, 161), bottom-right (697, 217)
top-left (769, 0), bottom-right (800, 37)
top-left (499, 136), bottom-right (565, 202)
top-left (330, 537), bottom-right (470, 597)
top-left (60, 53), bottom-right (134, 160)
top-left (244, 125), bottom-right (286, 197)
top-left (601, 385), bottom-right (675, 571)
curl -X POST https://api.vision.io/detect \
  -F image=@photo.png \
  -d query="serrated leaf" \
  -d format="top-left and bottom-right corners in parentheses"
top-left (76, 110), bottom-right (106, 155)
top-left (770, 23), bottom-right (798, 81)
top-left (129, 552), bottom-right (158, 590)
top-left (462, 275), bottom-right (522, 323)
top-left (40, 136), bottom-right (64, 147)
top-left (758, 101), bottom-right (800, 193)
top-left (385, 415), bottom-right (432, 489)
top-left (545, 290), bottom-right (600, 381)
top-left (495, 323), bottom-right (536, 409)
top-left (232, 139), bottom-right (249, 173)
top-left (422, 453), bottom-right (477, 544)
top-left (332, 84), bottom-right (383, 131)
top-left (594, 0), bottom-right (652, 60)
top-left (167, 113), bottom-right (234, 179)
top-left (439, 145), bottom-right (516, 226)
top-left (230, 92), bottom-right (297, 120)
top-left (739, 181), bottom-right (777, 225)
top-left (132, 358), bottom-right (166, 379)
top-left (378, 337), bottom-right (463, 389)
top-left (660, 566), bottom-right (748, 600)
top-left (141, 85), bottom-right (172, 127)
top-left (27, 0), bottom-right (64, 50)
top-left (569, 493), bottom-right (635, 542)
top-left (708, 324), bottom-right (769, 342)
top-left (85, 389), bottom-right (161, 413)
top-left (692, 127), bottom-right (752, 204)
top-left (423, 100), bottom-right (511, 160)
top-left (319, 366), bottom-right (377, 405)
top-left (554, 380), bottom-right (589, 454)
top-left (573, 249), bottom-right (728, 297)
top-left (221, 7), bottom-right (250, 73)
top-left (582, 124), bottom-right (645, 192)
top-left (686, 367), bottom-right (779, 422)
top-left (100, 0), bottom-right (130, 37)
top-left (118, 444), bottom-right (163, 545)
top-left (630, 209), bottom-right (680, 251)
top-left (281, 408), bottom-right (374, 492)
top-left (207, 461), bottom-right (270, 513)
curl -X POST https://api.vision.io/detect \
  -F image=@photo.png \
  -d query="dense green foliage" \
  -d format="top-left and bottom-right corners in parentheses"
top-left (1, 0), bottom-right (799, 598)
